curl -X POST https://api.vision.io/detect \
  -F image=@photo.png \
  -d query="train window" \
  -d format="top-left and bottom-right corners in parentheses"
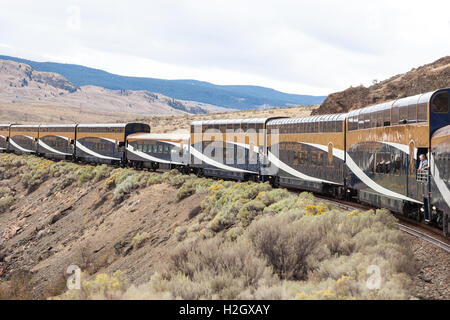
top-left (311, 152), bottom-right (318, 165)
top-left (376, 111), bottom-right (383, 127)
top-left (431, 92), bottom-right (449, 113)
top-left (370, 112), bottom-right (376, 128)
top-left (399, 105), bottom-right (408, 124)
top-left (314, 121), bottom-right (319, 133)
top-left (358, 114), bottom-right (364, 129)
top-left (417, 102), bottom-right (427, 122)
top-left (391, 104), bottom-right (399, 125)
top-left (363, 113), bottom-right (369, 129)
top-left (298, 151), bottom-right (307, 164)
top-left (383, 108), bottom-right (391, 126)
top-left (348, 117), bottom-right (354, 131)
top-left (408, 104), bottom-right (417, 123)
top-left (336, 121), bottom-right (343, 132)
top-left (393, 153), bottom-right (402, 175)
top-left (317, 152), bottom-right (324, 166)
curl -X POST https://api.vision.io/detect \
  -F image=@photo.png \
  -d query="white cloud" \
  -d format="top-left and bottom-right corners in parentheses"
top-left (0, 0), bottom-right (449, 95)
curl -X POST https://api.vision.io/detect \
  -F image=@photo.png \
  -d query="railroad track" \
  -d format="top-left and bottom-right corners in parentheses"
top-left (317, 195), bottom-right (450, 253)
top-left (397, 223), bottom-right (450, 253)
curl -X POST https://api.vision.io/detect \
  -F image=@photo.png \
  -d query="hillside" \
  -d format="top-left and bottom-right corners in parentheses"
top-left (0, 154), bottom-right (447, 300)
top-left (313, 56), bottom-right (450, 115)
top-left (0, 59), bottom-right (229, 116)
top-left (0, 55), bottom-right (326, 110)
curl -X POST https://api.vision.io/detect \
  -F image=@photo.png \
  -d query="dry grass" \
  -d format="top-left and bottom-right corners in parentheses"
top-left (0, 153), bottom-right (416, 300)
top-left (55, 178), bottom-right (416, 300)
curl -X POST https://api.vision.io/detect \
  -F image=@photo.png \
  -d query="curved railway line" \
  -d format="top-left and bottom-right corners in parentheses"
top-left (315, 194), bottom-right (450, 253)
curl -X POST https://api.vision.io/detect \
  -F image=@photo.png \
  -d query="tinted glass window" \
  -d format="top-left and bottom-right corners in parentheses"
top-left (399, 105), bottom-right (408, 124)
top-left (417, 102), bottom-right (427, 122)
top-left (376, 111), bottom-right (383, 127)
top-left (431, 92), bottom-right (449, 113)
top-left (408, 104), bottom-right (417, 123)
top-left (364, 113), bottom-right (370, 129)
top-left (383, 109), bottom-right (391, 126)
top-left (392, 104), bottom-right (399, 125)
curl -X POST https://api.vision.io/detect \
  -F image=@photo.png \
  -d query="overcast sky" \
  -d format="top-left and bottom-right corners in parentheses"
top-left (1, 0), bottom-right (449, 95)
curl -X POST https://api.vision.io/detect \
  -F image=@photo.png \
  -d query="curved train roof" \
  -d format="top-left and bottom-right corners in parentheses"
top-left (191, 117), bottom-right (285, 126)
top-left (39, 124), bottom-right (77, 128)
top-left (127, 133), bottom-right (190, 140)
top-left (348, 90), bottom-right (437, 117)
top-left (267, 113), bottom-right (347, 126)
top-left (77, 123), bottom-right (132, 128)
top-left (10, 124), bottom-right (40, 128)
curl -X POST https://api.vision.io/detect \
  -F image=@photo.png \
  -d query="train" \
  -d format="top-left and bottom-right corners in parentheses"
top-left (0, 88), bottom-right (449, 236)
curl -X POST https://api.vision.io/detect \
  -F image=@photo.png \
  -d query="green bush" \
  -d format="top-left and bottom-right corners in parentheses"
top-left (176, 176), bottom-right (214, 202)
top-left (0, 195), bottom-right (14, 213)
top-left (113, 174), bottom-right (139, 204)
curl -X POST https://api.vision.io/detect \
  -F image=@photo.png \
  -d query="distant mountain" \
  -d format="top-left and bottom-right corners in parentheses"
top-left (0, 59), bottom-right (229, 116)
top-left (313, 56), bottom-right (450, 115)
top-left (0, 55), bottom-right (326, 110)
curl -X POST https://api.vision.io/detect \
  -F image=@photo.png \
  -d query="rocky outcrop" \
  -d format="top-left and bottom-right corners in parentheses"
top-left (313, 56), bottom-right (450, 115)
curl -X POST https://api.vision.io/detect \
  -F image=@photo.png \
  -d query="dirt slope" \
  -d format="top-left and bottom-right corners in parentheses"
top-left (313, 56), bottom-right (450, 115)
top-left (0, 165), bottom-right (203, 299)
top-left (0, 154), bottom-right (448, 300)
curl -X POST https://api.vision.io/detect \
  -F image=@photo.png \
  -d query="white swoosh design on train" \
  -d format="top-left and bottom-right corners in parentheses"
top-left (0, 134), bottom-right (6, 150)
top-left (267, 151), bottom-right (339, 185)
top-left (231, 141), bottom-right (260, 153)
top-left (301, 142), bottom-right (422, 204)
top-left (38, 139), bottom-right (71, 156)
top-left (377, 141), bottom-right (417, 160)
top-left (9, 138), bottom-right (34, 153)
top-left (126, 145), bottom-right (183, 165)
top-left (190, 147), bottom-right (255, 173)
top-left (76, 141), bottom-right (120, 160)
top-left (430, 154), bottom-right (450, 208)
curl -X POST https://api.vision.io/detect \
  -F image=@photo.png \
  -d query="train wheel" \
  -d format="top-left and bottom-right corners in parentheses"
top-left (196, 169), bottom-right (204, 178)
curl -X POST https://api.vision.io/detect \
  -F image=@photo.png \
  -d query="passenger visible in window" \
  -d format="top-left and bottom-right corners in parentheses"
top-left (418, 154), bottom-right (428, 171)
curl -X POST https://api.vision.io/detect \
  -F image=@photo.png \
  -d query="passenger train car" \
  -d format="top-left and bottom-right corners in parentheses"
top-left (1, 88), bottom-right (449, 235)
top-left (126, 133), bottom-right (190, 171)
top-left (189, 118), bottom-right (284, 180)
top-left (75, 123), bottom-right (150, 165)
top-left (38, 124), bottom-right (76, 160)
top-left (266, 114), bottom-right (346, 197)
top-left (9, 125), bottom-right (39, 154)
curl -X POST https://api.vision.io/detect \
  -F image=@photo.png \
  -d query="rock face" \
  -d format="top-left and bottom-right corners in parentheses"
top-left (0, 59), bottom-right (227, 115)
top-left (0, 60), bottom-right (77, 92)
top-left (313, 56), bottom-right (450, 115)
